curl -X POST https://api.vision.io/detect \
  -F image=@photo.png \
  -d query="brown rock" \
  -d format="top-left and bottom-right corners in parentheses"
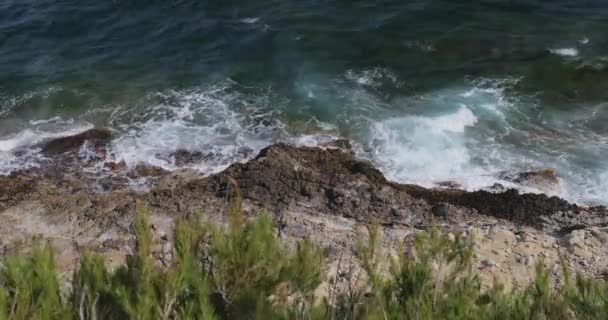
top-left (127, 164), bottom-right (169, 178)
top-left (171, 149), bottom-right (208, 166)
top-left (104, 161), bottom-right (127, 172)
top-left (41, 128), bottom-right (113, 155)
top-left (319, 139), bottom-right (353, 153)
top-left (2, 142), bottom-right (608, 282)
top-left (197, 143), bottom-right (432, 225)
top-left (436, 181), bottom-right (462, 189)
top-left (590, 227), bottom-right (608, 244)
top-left (404, 187), bottom-right (578, 228)
top-left (501, 169), bottom-right (561, 194)
top-left (98, 176), bottom-right (129, 191)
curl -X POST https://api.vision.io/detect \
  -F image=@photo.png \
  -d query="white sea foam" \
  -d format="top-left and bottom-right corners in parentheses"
top-left (360, 77), bottom-right (566, 197)
top-left (344, 67), bottom-right (402, 88)
top-left (0, 122), bottom-right (94, 174)
top-left (0, 81), bottom-right (333, 177)
top-left (0, 124), bottom-right (93, 153)
top-left (1, 77), bottom-right (606, 206)
top-left (364, 78), bottom-right (608, 205)
top-left (106, 81), bottom-right (289, 174)
top-left (367, 105), bottom-right (483, 187)
top-left (402, 40), bottom-right (435, 52)
top-left (240, 17), bottom-right (260, 24)
top-left (548, 47), bottom-right (579, 57)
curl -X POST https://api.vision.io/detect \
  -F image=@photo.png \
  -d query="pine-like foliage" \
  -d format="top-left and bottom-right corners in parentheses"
top-left (0, 206), bottom-right (606, 320)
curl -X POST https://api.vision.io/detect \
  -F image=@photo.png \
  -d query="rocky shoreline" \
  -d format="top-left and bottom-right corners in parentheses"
top-left (1, 129), bottom-right (607, 288)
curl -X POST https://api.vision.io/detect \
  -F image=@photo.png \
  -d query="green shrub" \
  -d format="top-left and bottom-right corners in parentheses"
top-left (0, 206), bottom-right (606, 320)
top-left (0, 241), bottom-right (68, 320)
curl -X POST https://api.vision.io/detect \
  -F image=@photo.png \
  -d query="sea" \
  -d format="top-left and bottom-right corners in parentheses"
top-left (1, 0), bottom-right (607, 205)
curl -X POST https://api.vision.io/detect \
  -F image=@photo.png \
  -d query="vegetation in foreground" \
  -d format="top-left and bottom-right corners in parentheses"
top-left (0, 205), bottom-right (606, 320)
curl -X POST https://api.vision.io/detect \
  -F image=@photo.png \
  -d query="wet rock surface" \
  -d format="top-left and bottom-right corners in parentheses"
top-left (171, 149), bottom-right (208, 166)
top-left (127, 164), bottom-right (169, 178)
top-left (41, 128), bottom-right (113, 155)
top-left (203, 144), bottom-right (432, 225)
top-left (499, 168), bottom-right (561, 194)
top-left (0, 142), bottom-right (607, 286)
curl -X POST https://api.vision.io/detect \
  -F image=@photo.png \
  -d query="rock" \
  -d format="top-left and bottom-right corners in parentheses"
top-left (589, 227), bottom-right (608, 244)
top-left (492, 229), bottom-right (517, 245)
top-left (500, 169), bottom-right (561, 194)
top-left (2, 142), bottom-right (608, 283)
top-left (406, 187), bottom-right (578, 228)
top-left (431, 203), bottom-right (450, 218)
top-left (104, 161), bottom-right (127, 172)
top-left (566, 230), bottom-right (586, 248)
top-left (171, 149), bottom-right (208, 166)
top-left (97, 176), bottom-right (129, 191)
top-left (41, 128), bottom-right (113, 155)
top-left (201, 143), bottom-right (432, 225)
top-left (525, 255), bottom-right (535, 266)
top-left (484, 183), bottom-right (506, 192)
top-left (481, 259), bottom-right (497, 269)
top-left (565, 230), bottom-right (593, 257)
top-left (436, 181), bottom-right (462, 189)
top-left (319, 139), bottom-right (353, 153)
top-left (0, 176), bottom-right (33, 208)
top-left (127, 164), bottom-right (169, 178)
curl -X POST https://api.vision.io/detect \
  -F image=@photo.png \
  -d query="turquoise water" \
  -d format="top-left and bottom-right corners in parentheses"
top-left (1, 1), bottom-right (607, 204)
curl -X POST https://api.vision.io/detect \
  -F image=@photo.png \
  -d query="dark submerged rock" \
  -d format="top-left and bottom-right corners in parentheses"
top-left (436, 181), bottom-right (462, 189)
top-left (104, 161), bottom-right (127, 172)
top-left (41, 128), bottom-right (113, 155)
top-left (319, 139), bottom-right (353, 154)
top-left (499, 168), bottom-right (561, 194)
top-left (171, 149), bottom-right (207, 166)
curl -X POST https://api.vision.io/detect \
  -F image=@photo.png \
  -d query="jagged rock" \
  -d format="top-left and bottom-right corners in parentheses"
top-left (431, 203), bottom-right (451, 217)
top-left (404, 187), bottom-right (578, 228)
top-left (319, 139), bottom-right (353, 153)
top-left (590, 227), bottom-right (608, 244)
top-left (565, 230), bottom-right (586, 248)
top-left (171, 147), bottom-right (254, 167)
top-left (1, 142), bottom-right (608, 285)
top-left (481, 259), bottom-right (497, 269)
top-left (565, 230), bottom-right (592, 257)
top-left (171, 149), bottom-right (207, 166)
top-left (104, 161), bottom-right (127, 172)
top-left (500, 169), bottom-right (561, 194)
top-left (98, 176), bottom-right (129, 191)
top-left (0, 176), bottom-right (33, 209)
top-left (198, 143), bottom-right (432, 225)
top-left (41, 128), bottom-right (113, 155)
top-left (127, 164), bottom-right (169, 178)
top-left (484, 183), bottom-right (506, 192)
top-left (436, 181), bottom-right (462, 189)
top-left (492, 229), bottom-right (517, 245)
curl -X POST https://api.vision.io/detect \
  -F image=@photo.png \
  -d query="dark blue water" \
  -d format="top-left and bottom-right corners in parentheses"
top-left (1, 0), bottom-right (607, 204)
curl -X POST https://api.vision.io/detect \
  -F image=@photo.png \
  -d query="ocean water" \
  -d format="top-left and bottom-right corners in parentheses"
top-left (1, 0), bottom-right (607, 204)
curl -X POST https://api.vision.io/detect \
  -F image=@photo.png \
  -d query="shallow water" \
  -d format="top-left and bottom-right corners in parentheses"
top-left (1, 0), bottom-right (607, 204)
